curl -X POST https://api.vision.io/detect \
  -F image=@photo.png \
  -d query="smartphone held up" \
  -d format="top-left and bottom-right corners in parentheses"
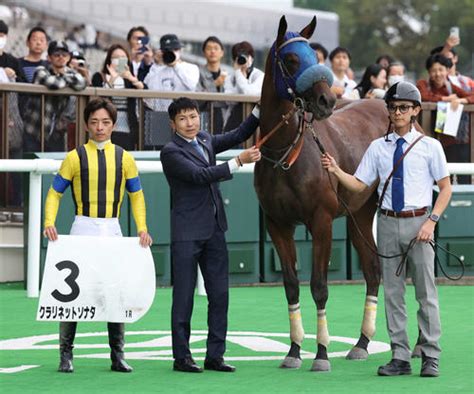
top-left (449, 26), bottom-right (460, 42)
top-left (138, 36), bottom-right (150, 54)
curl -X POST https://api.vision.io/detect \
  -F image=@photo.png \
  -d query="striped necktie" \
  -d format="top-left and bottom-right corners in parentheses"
top-left (190, 139), bottom-right (207, 161)
top-left (392, 138), bottom-right (406, 212)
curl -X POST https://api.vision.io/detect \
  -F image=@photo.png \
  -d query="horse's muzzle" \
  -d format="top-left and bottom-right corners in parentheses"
top-left (305, 97), bottom-right (334, 120)
top-left (302, 86), bottom-right (336, 120)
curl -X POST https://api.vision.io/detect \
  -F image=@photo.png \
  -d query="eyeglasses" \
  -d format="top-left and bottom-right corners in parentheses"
top-left (51, 52), bottom-right (69, 58)
top-left (387, 104), bottom-right (415, 114)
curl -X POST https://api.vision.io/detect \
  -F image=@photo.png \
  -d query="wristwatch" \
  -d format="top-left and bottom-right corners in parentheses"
top-left (429, 213), bottom-right (440, 223)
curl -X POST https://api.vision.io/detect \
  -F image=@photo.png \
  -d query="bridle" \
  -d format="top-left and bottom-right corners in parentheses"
top-left (273, 36), bottom-right (309, 101)
top-left (256, 98), bottom-right (305, 170)
top-left (257, 36), bottom-right (327, 171)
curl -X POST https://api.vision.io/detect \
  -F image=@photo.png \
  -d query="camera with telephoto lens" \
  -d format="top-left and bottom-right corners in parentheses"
top-left (77, 59), bottom-right (85, 67)
top-left (162, 50), bottom-right (177, 65)
top-left (237, 53), bottom-right (248, 65)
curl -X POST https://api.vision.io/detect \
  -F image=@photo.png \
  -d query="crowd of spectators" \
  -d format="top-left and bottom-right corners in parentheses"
top-left (1, 18), bottom-right (473, 206)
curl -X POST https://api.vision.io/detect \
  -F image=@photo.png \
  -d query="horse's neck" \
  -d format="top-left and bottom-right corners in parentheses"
top-left (260, 99), bottom-right (300, 148)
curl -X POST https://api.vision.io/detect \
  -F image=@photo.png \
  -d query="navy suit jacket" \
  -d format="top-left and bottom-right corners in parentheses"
top-left (161, 114), bottom-right (259, 242)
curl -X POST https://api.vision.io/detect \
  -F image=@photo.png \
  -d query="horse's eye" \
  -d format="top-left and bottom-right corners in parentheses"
top-left (283, 53), bottom-right (300, 75)
top-left (284, 54), bottom-right (299, 64)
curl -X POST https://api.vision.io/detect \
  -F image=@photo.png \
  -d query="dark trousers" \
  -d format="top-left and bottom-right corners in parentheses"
top-left (171, 222), bottom-right (229, 360)
top-left (59, 322), bottom-right (126, 361)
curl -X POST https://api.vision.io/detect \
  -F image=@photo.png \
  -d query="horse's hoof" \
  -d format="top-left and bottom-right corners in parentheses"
top-left (346, 347), bottom-right (368, 360)
top-left (411, 345), bottom-right (422, 358)
top-left (280, 356), bottom-right (302, 369)
top-left (310, 359), bottom-right (331, 372)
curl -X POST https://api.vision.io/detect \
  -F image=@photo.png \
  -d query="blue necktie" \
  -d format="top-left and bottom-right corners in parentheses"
top-left (190, 139), bottom-right (207, 161)
top-left (392, 138), bottom-right (406, 212)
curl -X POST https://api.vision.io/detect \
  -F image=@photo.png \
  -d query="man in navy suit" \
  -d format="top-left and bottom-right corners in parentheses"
top-left (161, 97), bottom-right (261, 373)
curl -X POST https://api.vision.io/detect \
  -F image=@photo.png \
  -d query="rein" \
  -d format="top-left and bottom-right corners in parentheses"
top-left (257, 98), bottom-right (307, 170)
top-left (256, 104), bottom-right (299, 149)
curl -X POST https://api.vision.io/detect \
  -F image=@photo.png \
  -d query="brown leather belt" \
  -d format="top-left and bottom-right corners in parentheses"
top-left (379, 207), bottom-right (428, 218)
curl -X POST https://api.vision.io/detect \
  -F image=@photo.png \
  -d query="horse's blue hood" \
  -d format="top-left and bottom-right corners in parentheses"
top-left (271, 32), bottom-right (333, 101)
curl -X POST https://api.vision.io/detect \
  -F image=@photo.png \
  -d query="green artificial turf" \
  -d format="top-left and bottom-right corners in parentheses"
top-left (0, 282), bottom-right (473, 393)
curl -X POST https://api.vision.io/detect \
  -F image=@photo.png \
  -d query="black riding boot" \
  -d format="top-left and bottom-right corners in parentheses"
top-left (58, 322), bottom-right (77, 372)
top-left (108, 323), bottom-right (133, 372)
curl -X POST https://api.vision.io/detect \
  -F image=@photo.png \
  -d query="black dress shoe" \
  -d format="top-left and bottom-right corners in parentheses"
top-left (420, 355), bottom-right (439, 377)
top-left (204, 358), bottom-right (236, 372)
top-left (58, 358), bottom-right (74, 373)
top-left (173, 357), bottom-right (203, 373)
top-left (377, 359), bottom-right (412, 376)
top-left (111, 359), bottom-right (133, 373)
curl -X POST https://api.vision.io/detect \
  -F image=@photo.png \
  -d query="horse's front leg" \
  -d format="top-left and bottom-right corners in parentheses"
top-left (266, 216), bottom-right (303, 369)
top-left (346, 203), bottom-right (381, 360)
top-left (309, 213), bottom-right (333, 372)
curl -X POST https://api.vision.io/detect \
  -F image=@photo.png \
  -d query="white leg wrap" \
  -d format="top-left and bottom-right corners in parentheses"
top-left (288, 303), bottom-right (304, 346)
top-left (361, 295), bottom-right (378, 339)
top-left (317, 309), bottom-right (330, 347)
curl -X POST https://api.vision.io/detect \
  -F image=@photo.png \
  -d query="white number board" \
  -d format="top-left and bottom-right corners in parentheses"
top-left (37, 235), bottom-right (155, 323)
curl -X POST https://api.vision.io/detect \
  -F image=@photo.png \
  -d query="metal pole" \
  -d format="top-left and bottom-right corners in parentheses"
top-left (138, 98), bottom-right (144, 150)
top-left (40, 94), bottom-right (45, 152)
top-left (27, 172), bottom-right (42, 298)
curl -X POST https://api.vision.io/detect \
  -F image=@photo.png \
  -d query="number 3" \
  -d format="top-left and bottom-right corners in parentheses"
top-left (51, 260), bottom-right (80, 302)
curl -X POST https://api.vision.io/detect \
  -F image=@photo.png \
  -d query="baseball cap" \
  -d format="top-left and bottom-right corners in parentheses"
top-left (0, 20), bottom-right (8, 35)
top-left (48, 40), bottom-right (70, 55)
top-left (160, 34), bottom-right (183, 51)
top-left (71, 50), bottom-right (85, 60)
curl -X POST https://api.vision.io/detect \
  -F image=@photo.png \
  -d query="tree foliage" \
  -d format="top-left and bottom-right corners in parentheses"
top-left (296, 0), bottom-right (474, 78)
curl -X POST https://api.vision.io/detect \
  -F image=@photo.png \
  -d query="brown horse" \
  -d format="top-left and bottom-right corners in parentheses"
top-left (254, 16), bottom-right (388, 371)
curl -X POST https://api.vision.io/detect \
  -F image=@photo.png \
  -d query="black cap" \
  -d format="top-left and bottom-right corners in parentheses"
top-left (71, 50), bottom-right (85, 60)
top-left (0, 20), bottom-right (8, 35)
top-left (160, 34), bottom-right (182, 51)
top-left (48, 40), bottom-right (69, 55)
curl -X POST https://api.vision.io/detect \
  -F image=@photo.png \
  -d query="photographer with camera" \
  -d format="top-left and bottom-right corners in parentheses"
top-left (144, 34), bottom-right (199, 112)
top-left (23, 40), bottom-right (87, 152)
top-left (68, 50), bottom-right (91, 86)
top-left (127, 26), bottom-right (154, 82)
top-left (223, 41), bottom-right (264, 131)
top-left (230, 41), bottom-right (264, 96)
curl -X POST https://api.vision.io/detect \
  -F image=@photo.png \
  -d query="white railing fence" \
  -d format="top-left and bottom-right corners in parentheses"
top-left (0, 159), bottom-right (472, 297)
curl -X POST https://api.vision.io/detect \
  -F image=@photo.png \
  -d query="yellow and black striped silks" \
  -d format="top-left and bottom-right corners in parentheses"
top-left (44, 140), bottom-right (147, 233)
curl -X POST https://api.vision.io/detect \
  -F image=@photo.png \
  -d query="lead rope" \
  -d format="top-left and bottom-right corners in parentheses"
top-left (307, 120), bottom-right (465, 281)
top-left (395, 239), bottom-right (465, 280)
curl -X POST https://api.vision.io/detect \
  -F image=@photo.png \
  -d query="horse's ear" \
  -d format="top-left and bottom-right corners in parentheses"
top-left (299, 16), bottom-right (317, 39)
top-left (277, 15), bottom-right (287, 48)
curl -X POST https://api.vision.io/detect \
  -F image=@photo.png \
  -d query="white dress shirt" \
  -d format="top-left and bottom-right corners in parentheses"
top-left (354, 128), bottom-right (449, 210)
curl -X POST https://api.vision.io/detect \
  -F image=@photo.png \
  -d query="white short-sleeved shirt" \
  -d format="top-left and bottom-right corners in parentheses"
top-left (354, 128), bottom-right (449, 211)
